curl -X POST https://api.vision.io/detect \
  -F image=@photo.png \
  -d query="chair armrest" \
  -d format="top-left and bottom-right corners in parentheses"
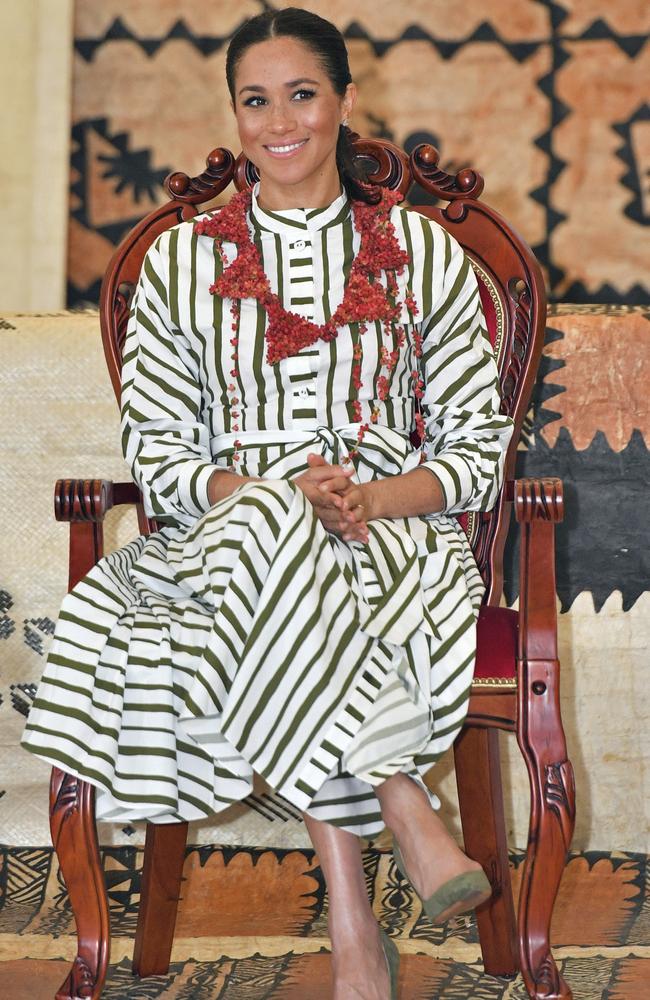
top-left (54, 479), bottom-right (141, 523)
top-left (54, 479), bottom-right (143, 590)
top-left (513, 477), bottom-right (563, 525)
top-left (513, 477), bottom-right (563, 663)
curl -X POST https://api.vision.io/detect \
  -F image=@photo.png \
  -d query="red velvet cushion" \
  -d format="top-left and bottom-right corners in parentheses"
top-left (474, 606), bottom-right (518, 680)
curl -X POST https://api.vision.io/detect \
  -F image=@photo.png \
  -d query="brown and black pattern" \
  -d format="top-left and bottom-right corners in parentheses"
top-left (503, 304), bottom-right (650, 612)
top-left (0, 845), bottom-right (647, 998)
top-left (67, 1), bottom-right (649, 307)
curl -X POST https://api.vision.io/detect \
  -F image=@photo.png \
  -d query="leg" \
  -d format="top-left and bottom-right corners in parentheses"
top-left (50, 768), bottom-right (110, 1000)
top-left (302, 812), bottom-right (391, 1000)
top-left (375, 771), bottom-right (485, 909)
top-left (132, 821), bottom-right (188, 977)
top-left (517, 661), bottom-right (575, 1000)
top-left (454, 726), bottom-right (518, 976)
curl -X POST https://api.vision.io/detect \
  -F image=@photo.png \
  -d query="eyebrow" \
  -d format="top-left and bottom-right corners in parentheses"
top-left (238, 78), bottom-right (321, 96)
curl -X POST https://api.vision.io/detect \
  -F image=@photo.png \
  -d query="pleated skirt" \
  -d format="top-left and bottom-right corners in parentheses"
top-left (23, 471), bottom-right (483, 838)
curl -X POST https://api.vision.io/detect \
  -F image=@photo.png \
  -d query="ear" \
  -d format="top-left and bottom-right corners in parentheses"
top-left (341, 82), bottom-right (357, 123)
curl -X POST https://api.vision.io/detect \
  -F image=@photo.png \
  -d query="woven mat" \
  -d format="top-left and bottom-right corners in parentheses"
top-left (0, 845), bottom-right (648, 999)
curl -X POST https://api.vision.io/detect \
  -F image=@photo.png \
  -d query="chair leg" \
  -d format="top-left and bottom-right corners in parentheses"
top-left (50, 767), bottom-right (110, 1000)
top-left (517, 659), bottom-right (575, 999)
top-left (454, 725), bottom-right (518, 977)
top-left (132, 820), bottom-right (188, 976)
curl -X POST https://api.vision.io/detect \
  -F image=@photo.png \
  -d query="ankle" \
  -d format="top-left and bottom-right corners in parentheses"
top-left (379, 784), bottom-right (433, 842)
top-left (328, 903), bottom-right (377, 944)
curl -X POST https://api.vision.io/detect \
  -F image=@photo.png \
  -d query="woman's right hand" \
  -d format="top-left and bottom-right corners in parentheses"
top-left (294, 454), bottom-right (369, 544)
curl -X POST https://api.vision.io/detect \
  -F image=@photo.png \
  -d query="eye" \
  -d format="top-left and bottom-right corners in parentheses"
top-left (293, 88), bottom-right (316, 101)
top-left (243, 95), bottom-right (266, 107)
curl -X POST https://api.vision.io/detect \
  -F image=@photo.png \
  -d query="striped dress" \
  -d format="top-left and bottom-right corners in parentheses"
top-left (22, 183), bottom-right (513, 837)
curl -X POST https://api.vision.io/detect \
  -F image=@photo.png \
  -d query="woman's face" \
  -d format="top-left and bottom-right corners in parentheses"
top-left (232, 36), bottom-right (356, 207)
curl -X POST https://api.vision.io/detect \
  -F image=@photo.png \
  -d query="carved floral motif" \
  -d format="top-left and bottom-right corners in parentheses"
top-left (545, 759), bottom-right (577, 851)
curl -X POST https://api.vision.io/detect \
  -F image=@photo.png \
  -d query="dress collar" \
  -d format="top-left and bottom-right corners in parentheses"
top-left (249, 180), bottom-right (351, 236)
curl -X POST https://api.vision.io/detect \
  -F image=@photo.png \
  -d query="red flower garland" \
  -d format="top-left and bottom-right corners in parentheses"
top-left (194, 185), bottom-right (424, 464)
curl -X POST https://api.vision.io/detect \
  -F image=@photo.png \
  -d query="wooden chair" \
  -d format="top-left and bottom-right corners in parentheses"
top-left (50, 136), bottom-right (575, 1000)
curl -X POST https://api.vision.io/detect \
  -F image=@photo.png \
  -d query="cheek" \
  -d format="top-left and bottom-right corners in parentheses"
top-left (235, 111), bottom-right (262, 146)
top-left (301, 104), bottom-right (340, 137)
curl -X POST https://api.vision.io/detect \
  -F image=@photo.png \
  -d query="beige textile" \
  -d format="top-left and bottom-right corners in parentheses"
top-left (0, 1), bottom-right (73, 311)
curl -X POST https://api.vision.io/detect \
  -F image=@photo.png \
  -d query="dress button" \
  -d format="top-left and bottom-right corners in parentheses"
top-left (294, 240), bottom-right (306, 250)
top-left (298, 387), bottom-right (309, 399)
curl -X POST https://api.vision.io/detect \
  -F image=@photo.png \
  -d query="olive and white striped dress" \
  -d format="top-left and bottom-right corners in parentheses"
top-left (22, 183), bottom-right (513, 837)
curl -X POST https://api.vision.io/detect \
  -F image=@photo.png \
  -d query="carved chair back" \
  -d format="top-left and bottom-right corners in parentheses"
top-left (99, 136), bottom-right (546, 606)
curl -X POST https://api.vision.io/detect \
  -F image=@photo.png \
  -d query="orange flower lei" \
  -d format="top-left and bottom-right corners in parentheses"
top-left (194, 186), bottom-right (424, 463)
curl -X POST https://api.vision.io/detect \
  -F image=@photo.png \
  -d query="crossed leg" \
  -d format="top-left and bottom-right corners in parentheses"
top-left (304, 772), bottom-right (484, 999)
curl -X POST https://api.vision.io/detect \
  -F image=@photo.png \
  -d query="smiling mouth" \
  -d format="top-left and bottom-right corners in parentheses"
top-left (264, 139), bottom-right (309, 156)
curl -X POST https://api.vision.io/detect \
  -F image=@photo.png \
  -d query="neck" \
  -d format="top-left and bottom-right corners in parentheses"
top-left (256, 167), bottom-right (344, 212)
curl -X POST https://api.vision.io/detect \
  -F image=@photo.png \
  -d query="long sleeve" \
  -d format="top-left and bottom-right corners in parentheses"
top-left (120, 234), bottom-right (216, 526)
top-left (417, 226), bottom-right (514, 514)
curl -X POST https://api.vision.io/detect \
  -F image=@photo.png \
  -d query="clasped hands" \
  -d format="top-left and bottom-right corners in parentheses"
top-left (294, 452), bottom-right (371, 544)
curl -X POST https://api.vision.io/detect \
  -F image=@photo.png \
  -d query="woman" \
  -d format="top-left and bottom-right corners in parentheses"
top-left (23, 8), bottom-right (513, 998)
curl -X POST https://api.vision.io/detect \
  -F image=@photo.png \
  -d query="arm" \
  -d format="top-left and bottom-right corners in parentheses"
top-left (333, 226), bottom-right (513, 526)
top-left (121, 235), bottom-right (253, 525)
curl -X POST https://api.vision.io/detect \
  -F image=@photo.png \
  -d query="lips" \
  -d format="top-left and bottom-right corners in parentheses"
top-left (263, 138), bottom-right (309, 157)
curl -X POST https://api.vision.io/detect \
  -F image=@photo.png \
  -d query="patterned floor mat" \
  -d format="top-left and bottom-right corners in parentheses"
top-left (0, 846), bottom-right (648, 998)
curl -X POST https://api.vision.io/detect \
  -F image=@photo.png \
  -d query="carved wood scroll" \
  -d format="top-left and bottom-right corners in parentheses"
top-left (410, 143), bottom-right (484, 201)
top-left (545, 759), bottom-right (577, 853)
top-left (55, 479), bottom-right (115, 523)
top-left (164, 147), bottom-right (235, 204)
top-left (515, 478), bottom-right (564, 523)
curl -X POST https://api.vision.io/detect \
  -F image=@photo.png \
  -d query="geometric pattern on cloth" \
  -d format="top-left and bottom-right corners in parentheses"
top-left (0, 846), bottom-right (647, 998)
top-left (68, 4), bottom-right (650, 308)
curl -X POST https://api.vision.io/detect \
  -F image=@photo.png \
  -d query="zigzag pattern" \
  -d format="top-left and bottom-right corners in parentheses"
top-left (74, 16), bottom-right (547, 63)
top-left (67, 3), bottom-right (650, 306)
top-left (73, 13), bottom-right (649, 63)
top-left (504, 427), bottom-right (650, 612)
top-left (528, 325), bottom-right (566, 436)
top-left (560, 16), bottom-right (648, 57)
top-left (529, 1), bottom-right (571, 293)
top-left (614, 103), bottom-right (650, 226)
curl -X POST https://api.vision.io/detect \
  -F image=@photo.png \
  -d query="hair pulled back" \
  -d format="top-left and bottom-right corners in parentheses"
top-left (225, 7), bottom-right (379, 204)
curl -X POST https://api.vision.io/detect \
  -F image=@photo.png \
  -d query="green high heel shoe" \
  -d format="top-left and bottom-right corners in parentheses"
top-left (379, 928), bottom-right (400, 999)
top-left (393, 842), bottom-right (491, 924)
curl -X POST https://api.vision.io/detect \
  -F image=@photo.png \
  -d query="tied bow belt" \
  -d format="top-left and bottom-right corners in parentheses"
top-left (212, 425), bottom-right (439, 647)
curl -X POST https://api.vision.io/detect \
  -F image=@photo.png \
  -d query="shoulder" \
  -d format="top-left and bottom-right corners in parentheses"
top-left (389, 202), bottom-right (464, 272)
top-left (142, 210), bottom-right (220, 282)
top-left (150, 215), bottom-right (206, 259)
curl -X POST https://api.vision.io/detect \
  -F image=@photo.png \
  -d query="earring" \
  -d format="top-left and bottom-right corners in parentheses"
top-left (342, 117), bottom-right (350, 127)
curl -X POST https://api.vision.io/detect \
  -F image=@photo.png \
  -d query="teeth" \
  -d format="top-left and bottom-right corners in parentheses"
top-left (267, 140), bottom-right (306, 153)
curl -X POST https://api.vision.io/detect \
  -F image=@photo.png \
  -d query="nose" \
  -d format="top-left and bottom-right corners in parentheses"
top-left (267, 103), bottom-right (297, 133)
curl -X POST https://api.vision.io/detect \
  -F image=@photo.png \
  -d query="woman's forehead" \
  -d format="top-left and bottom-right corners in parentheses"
top-left (234, 36), bottom-right (328, 89)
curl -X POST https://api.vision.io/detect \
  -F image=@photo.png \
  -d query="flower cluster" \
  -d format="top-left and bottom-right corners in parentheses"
top-left (194, 184), bottom-right (426, 464)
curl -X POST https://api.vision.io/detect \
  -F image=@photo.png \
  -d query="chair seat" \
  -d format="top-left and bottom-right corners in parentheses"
top-left (473, 606), bottom-right (518, 687)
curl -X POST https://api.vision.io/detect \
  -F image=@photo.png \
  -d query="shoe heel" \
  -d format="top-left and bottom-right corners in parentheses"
top-left (391, 840), bottom-right (492, 925)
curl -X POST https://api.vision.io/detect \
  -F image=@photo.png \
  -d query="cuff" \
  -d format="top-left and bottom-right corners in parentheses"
top-left (420, 454), bottom-right (474, 513)
top-left (177, 460), bottom-right (216, 517)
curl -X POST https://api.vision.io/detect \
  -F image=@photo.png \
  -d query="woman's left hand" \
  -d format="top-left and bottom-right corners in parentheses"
top-left (307, 454), bottom-right (373, 542)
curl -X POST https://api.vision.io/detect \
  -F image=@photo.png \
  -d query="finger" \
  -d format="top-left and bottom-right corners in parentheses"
top-left (306, 465), bottom-right (355, 483)
top-left (338, 487), bottom-right (363, 511)
top-left (307, 452), bottom-right (327, 467)
top-left (346, 504), bottom-right (367, 524)
top-left (342, 526), bottom-right (369, 543)
top-left (339, 509), bottom-right (368, 534)
top-left (319, 475), bottom-right (357, 495)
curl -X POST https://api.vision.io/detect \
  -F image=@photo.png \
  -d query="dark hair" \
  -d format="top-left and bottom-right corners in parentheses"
top-left (226, 7), bottom-right (378, 204)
